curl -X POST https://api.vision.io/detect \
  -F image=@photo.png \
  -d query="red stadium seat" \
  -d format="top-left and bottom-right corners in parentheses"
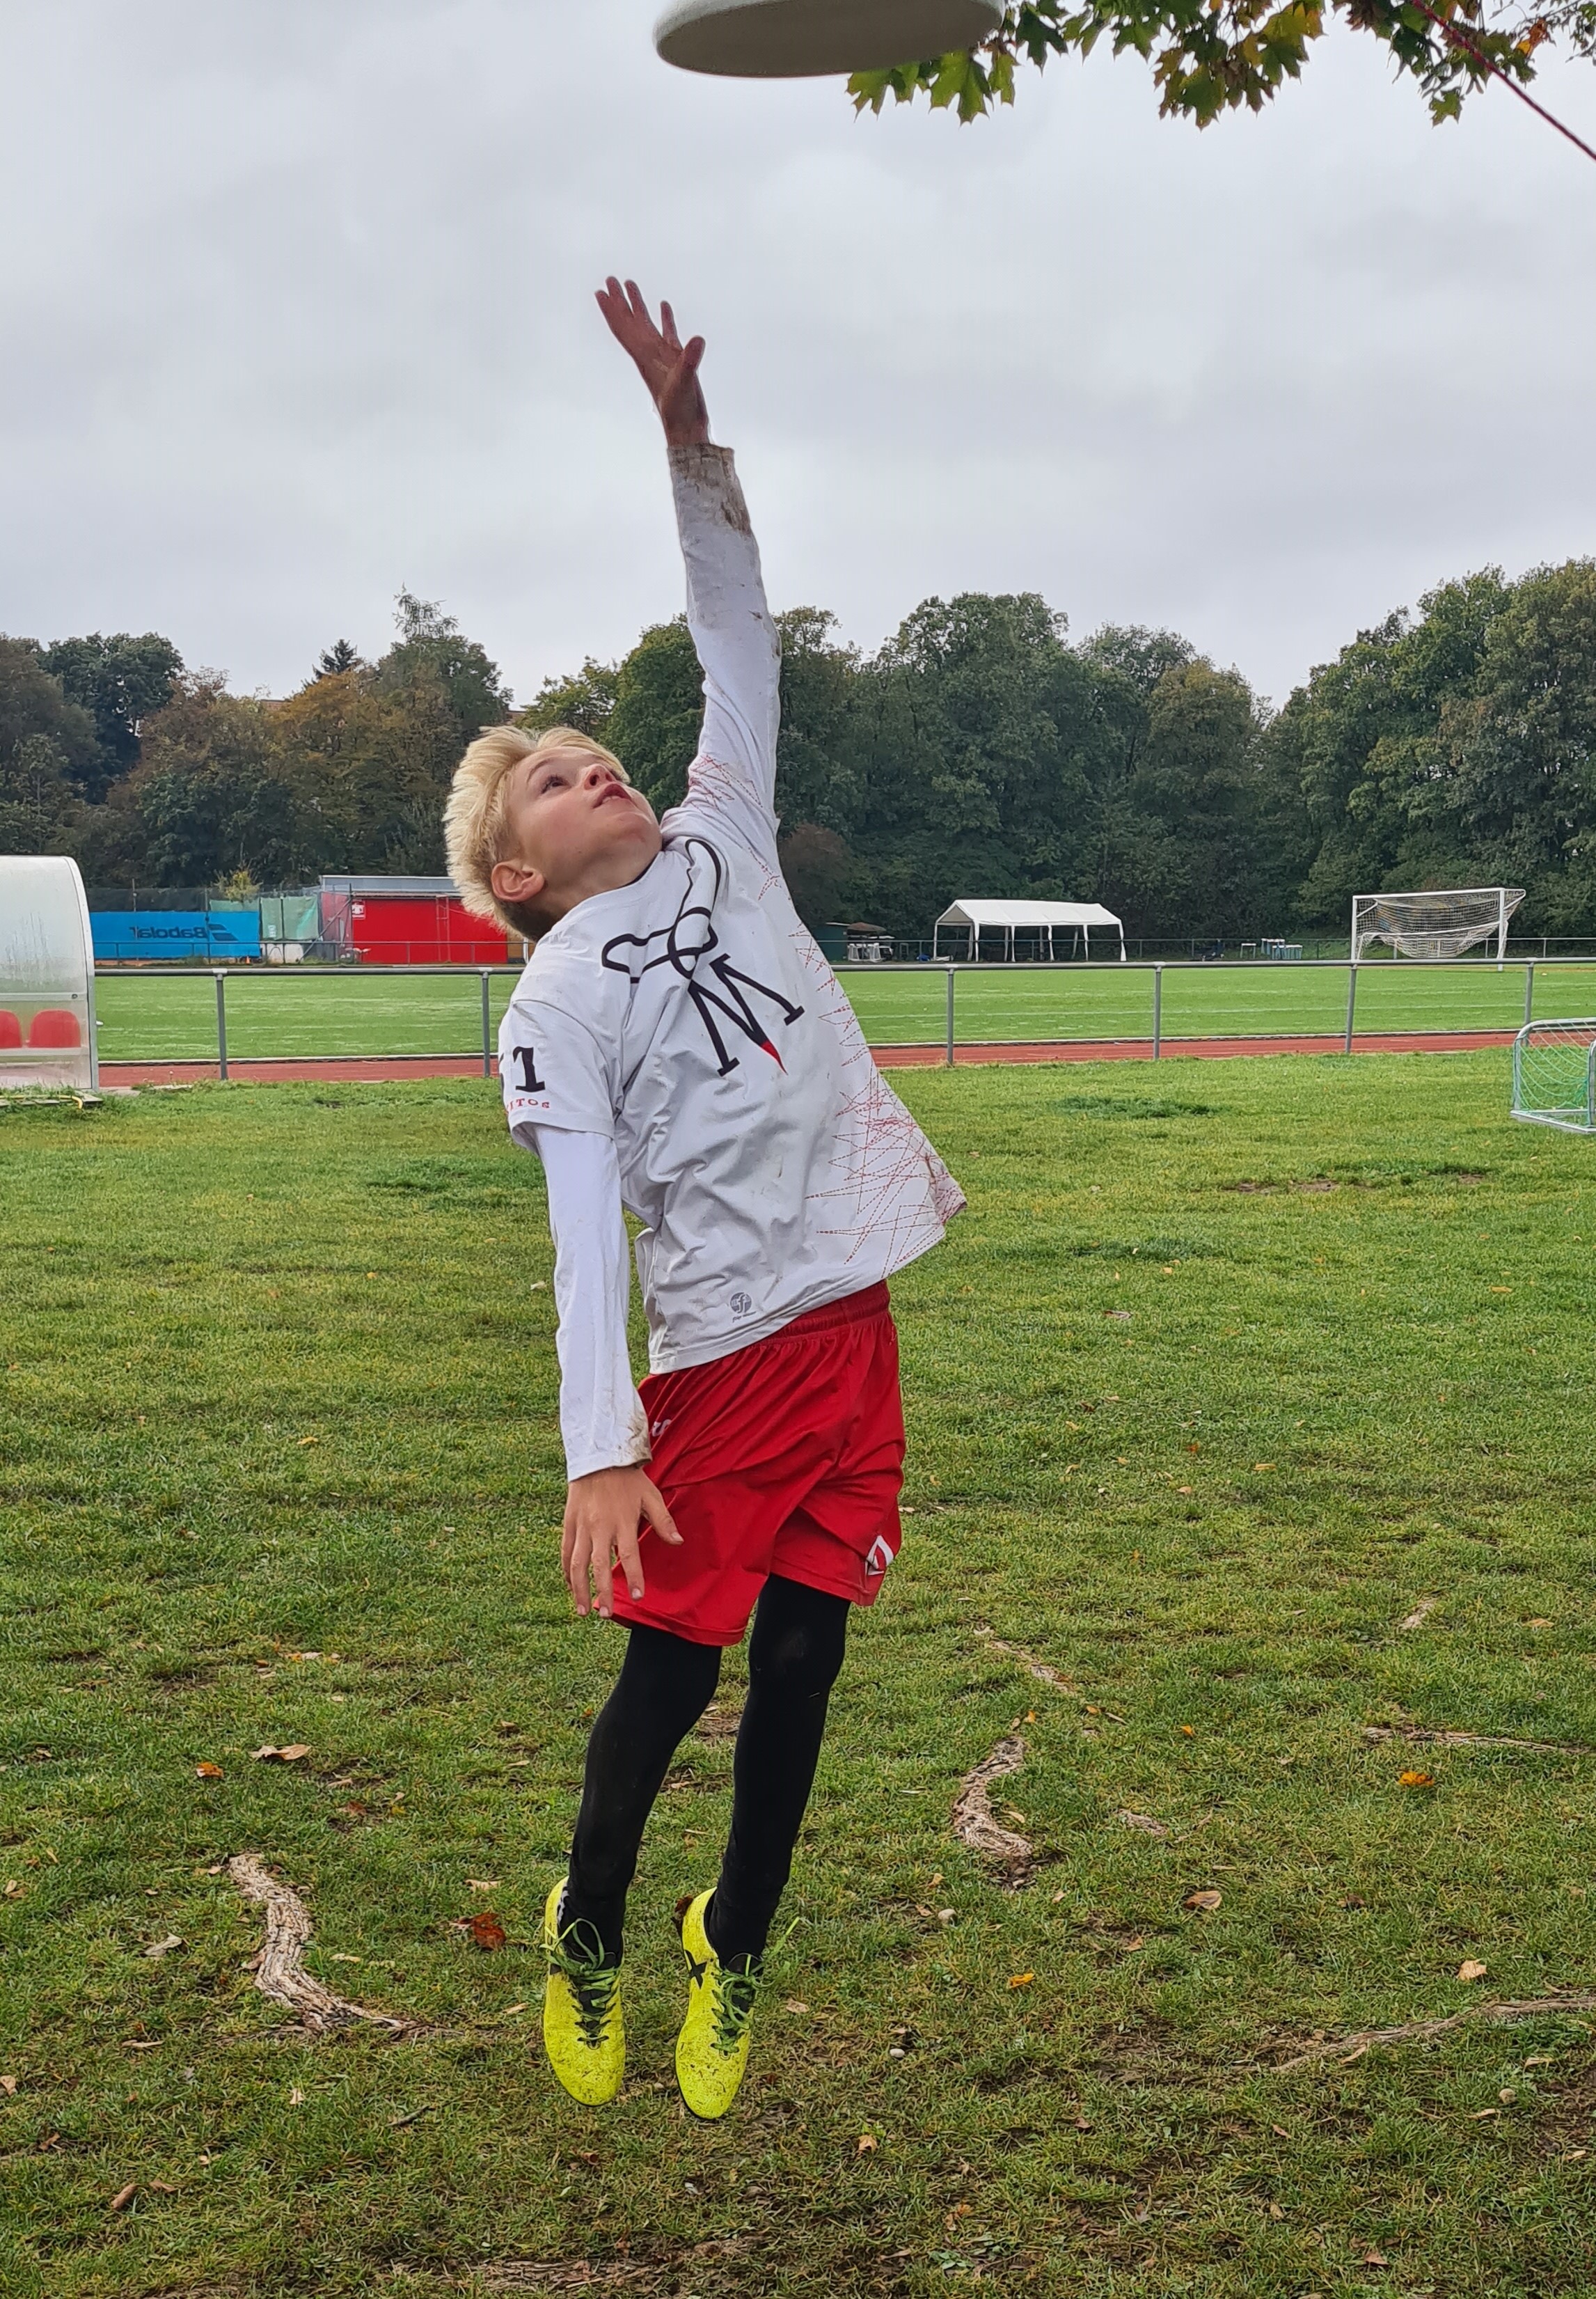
top-left (28, 1010), bottom-right (81, 1048)
top-left (0, 1010), bottom-right (21, 1049)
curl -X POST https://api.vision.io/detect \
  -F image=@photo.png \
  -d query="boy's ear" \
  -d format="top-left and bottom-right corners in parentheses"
top-left (491, 856), bottom-right (547, 907)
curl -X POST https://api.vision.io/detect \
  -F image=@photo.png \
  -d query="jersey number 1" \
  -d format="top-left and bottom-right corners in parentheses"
top-left (512, 1045), bottom-right (546, 1092)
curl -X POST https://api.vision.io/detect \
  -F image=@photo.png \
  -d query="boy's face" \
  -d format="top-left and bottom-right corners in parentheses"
top-left (490, 746), bottom-right (661, 923)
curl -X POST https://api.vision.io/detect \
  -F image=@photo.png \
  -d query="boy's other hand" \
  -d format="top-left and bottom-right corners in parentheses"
top-left (562, 1464), bottom-right (682, 1619)
top-left (596, 277), bottom-right (710, 448)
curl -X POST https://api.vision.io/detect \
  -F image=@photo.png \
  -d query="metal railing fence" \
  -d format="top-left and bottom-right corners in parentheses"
top-left (88, 955), bottom-right (1596, 1077)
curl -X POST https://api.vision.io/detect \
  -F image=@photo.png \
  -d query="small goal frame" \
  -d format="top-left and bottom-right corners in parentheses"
top-left (1512, 1020), bottom-right (1596, 1135)
top-left (1352, 886), bottom-right (1523, 964)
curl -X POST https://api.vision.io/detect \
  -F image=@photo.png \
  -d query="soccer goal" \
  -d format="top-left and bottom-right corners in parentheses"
top-left (1352, 887), bottom-right (1525, 962)
top-left (1512, 1021), bottom-right (1596, 1134)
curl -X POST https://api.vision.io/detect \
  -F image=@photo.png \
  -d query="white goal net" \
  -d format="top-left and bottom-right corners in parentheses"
top-left (1352, 886), bottom-right (1524, 962)
top-left (1513, 1021), bottom-right (1596, 1135)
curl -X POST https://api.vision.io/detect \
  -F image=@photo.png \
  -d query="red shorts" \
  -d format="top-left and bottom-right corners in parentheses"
top-left (611, 1282), bottom-right (905, 1648)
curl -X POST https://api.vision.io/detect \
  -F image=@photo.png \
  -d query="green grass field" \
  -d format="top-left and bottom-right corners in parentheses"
top-left (85, 959), bottom-right (1596, 1065)
top-left (3, 1055), bottom-right (1595, 2296)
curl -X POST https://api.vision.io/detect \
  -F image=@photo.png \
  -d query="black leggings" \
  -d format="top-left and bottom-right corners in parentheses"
top-left (562, 1575), bottom-right (849, 1969)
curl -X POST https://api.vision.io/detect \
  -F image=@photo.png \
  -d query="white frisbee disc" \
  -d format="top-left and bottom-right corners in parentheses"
top-left (654, 0), bottom-right (1005, 79)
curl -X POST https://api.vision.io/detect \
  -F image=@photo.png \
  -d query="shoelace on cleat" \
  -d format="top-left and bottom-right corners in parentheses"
top-left (707, 1959), bottom-right (761, 2057)
top-left (546, 1917), bottom-right (620, 2050)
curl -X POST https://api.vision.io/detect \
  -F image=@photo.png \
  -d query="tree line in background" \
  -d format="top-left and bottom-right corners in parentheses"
top-left (3, 556), bottom-right (1593, 943)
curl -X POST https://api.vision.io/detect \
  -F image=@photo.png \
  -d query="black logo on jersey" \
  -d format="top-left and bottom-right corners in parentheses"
top-left (509, 1044), bottom-right (546, 1093)
top-left (600, 835), bottom-right (803, 1079)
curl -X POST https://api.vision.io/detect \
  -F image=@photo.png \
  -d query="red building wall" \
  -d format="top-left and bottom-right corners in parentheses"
top-left (347, 894), bottom-right (512, 965)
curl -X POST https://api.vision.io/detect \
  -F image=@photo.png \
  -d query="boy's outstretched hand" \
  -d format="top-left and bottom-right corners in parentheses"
top-left (596, 277), bottom-right (710, 449)
top-left (562, 1464), bottom-right (681, 1620)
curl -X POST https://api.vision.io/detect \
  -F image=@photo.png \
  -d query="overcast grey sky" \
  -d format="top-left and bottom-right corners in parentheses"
top-left (2, 1), bottom-right (1593, 711)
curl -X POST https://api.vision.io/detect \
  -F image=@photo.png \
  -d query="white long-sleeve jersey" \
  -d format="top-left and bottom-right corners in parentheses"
top-left (502, 442), bottom-right (964, 1480)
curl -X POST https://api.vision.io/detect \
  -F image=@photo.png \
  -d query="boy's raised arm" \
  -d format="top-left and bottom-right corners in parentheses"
top-left (596, 278), bottom-right (781, 856)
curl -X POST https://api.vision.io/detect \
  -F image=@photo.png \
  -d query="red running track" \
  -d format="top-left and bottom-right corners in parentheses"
top-left (98, 1030), bottom-right (1516, 1089)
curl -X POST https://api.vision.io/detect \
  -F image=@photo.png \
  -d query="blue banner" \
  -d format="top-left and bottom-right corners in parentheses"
top-left (90, 910), bottom-right (262, 962)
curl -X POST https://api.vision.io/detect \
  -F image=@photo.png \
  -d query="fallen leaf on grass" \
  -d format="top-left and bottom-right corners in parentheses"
top-left (297, 1435), bottom-right (319, 1447)
top-left (109, 2183), bottom-right (137, 2212)
top-left (150, 2180), bottom-right (177, 2193)
top-left (1470, 2106), bottom-right (1499, 2119)
top-left (288, 2087), bottom-right (306, 2105)
top-left (466, 1878), bottom-right (500, 1892)
top-left (143, 1936), bottom-right (184, 1959)
top-left (2, 1881), bottom-right (24, 1899)
top-left (252, 1744), bottom-right (311, 1764)
top-left (468, 1913), bottom-right (507, 1951)
top-left (856, 2133), bottom-right (877, 2153)
top-left (1398, 1770), bottom-right (1435, 1789)
top-left (784, 2000), bottom-right (809, 2014)
top-left (0, 2076), bottom-right (17, 2095)
top-left (1180, 1725), bottom-right (1196, 1738)
top-left (194, 1762), bottom-right (223, 1780)
top-left (1119, 1935), bottom-right (1146, 1953)
top-left (1361, 2250), bottom-right (1390, 2267)
top-left (1458, 1959), bottom-right (1489, 1984)
top-left (1008, 1972), bottom-right (1035, 1989)
top-left (1252, 1463), bottom-right (1275, 1473)
top-left (1184, 1890), bottom-right (1223, 1913)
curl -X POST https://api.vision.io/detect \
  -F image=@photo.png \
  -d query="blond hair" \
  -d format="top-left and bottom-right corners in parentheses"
top-left (444, 723), bottom-right (629, 941)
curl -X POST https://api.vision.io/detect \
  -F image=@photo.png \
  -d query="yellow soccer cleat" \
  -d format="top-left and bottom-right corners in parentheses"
top-left (674, 1888), bottom-right (761, 2121)
top-left (542, 1878), bottom-right (624, 2107)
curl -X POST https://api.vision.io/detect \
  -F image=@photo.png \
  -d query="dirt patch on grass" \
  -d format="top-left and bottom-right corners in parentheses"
top-left (437, 2237), bottom-right (905, 2296)
top-left (951, 1736), bottom-right (1031, 1876)
top-left (1271, 1995), bottom-right (1596, 2072)
top-left (1531, 2054), bottom-right (1596, 2157)
top-left (1364, 1723), bottom-right (1589, 1757)
top-left (229, 1853), bottom-right (409, 2035)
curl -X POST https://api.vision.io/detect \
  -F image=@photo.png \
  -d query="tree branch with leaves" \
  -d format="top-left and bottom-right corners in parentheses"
top-left (849, 0), bottom-right (1595, 127)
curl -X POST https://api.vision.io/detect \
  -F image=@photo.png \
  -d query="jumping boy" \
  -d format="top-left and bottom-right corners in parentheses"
top-left (444, 279), bottom-right (963, 2119)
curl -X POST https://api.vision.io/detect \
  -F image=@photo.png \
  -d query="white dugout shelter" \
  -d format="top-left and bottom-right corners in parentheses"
top-left (933, 899), bottom-right (1127, 963)
top-left (0, 856), bottom-right (98, 1092)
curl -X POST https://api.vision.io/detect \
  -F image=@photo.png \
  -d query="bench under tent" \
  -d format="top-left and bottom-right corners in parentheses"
top-left (933, 899), bottom-right (1126, 964)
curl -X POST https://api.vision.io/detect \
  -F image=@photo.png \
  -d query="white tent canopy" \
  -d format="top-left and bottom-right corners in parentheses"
top-left (933, 899), bottom-right (1126, 962)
